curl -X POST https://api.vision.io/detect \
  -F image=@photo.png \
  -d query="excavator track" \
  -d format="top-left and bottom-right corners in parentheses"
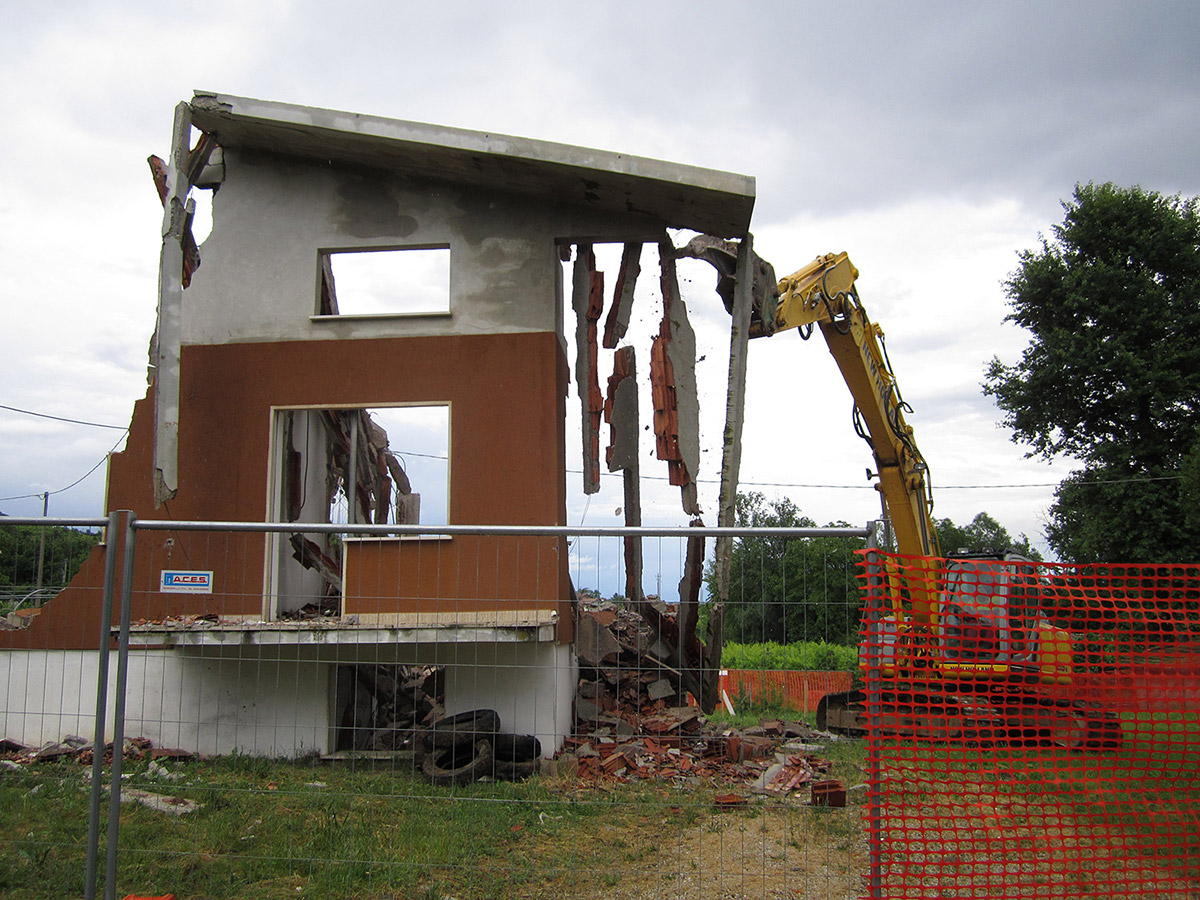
top-left (817, 687), bottom-right (1122, 751)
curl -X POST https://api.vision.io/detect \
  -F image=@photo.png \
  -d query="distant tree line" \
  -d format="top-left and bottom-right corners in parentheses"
top-left (0, 522), bottom-right (101, 592)
top-left (704, 492), bottom-right (1039, 646)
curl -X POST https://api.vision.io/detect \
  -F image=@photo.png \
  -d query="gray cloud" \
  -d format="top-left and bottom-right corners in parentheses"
top-left (1, 0), bottom-right (1194, 553)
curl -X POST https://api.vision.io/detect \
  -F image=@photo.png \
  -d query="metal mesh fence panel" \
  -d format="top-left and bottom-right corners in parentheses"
top-left (860, 552), bottom-right (1200, 900)
top-left (1, 519), bottom-right (875, 899)
top-left (0, 516), bottom-right (111, 900)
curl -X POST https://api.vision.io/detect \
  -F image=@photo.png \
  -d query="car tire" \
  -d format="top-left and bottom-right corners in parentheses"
top-left (422, 709), bottom-right (501, 752)
top-left (493, 733), bottom-right (541, 762)
top-left (422, 739), bottom-right (493, 786)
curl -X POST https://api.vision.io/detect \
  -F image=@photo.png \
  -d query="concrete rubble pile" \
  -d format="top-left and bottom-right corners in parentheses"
top-left (1, 734), bottom-right (194, 768)
top-left (566, 602), bottom-right (848, 805)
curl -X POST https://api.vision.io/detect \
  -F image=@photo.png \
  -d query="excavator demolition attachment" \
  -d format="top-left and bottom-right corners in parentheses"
top-left (685, 238), bottom-right (1122, 751)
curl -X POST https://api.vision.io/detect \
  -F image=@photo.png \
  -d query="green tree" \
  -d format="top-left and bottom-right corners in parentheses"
top-left (984, 182), bottom-right (1200, 562)
top-left (0, 523), bottom-right (101, 593)
top-left (934, 512), bottom-right (1042, 560)
top-left (706, 493), bottom-right (866, 646)
top-left (708, 495), bottom-right (1047, 645)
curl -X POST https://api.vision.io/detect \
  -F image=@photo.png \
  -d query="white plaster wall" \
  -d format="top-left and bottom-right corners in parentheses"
top-left (0, 649), bottom-right (330, 757)
top-left (0, 642), bottom-right (576, 759)
top-left (1, 648), bottom-right (108, 745)
top-left (182, 149), bottom-right (655, 347)
top-left (183, 153), bottom-right (553, 345)
top-left (125, 652), bottom-right (330, 757)
top-left (442, 641), bottom-right (577, 758)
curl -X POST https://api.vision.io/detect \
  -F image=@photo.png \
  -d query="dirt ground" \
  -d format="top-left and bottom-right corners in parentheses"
top-left (518, 798), bottom-right (870, 900)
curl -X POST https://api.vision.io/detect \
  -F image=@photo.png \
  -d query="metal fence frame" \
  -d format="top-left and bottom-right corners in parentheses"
top-left (2, 514), bottom-right (878, 900)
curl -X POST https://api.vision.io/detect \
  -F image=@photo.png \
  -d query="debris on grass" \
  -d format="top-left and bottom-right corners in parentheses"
top-left (121, 788), bottom-right (201, 816)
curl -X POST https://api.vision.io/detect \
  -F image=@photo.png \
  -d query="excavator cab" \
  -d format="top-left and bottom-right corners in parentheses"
top-left (940, 555), bottom-right (1018, 669)
top-left (937, 553), bottom-right (1068, 683)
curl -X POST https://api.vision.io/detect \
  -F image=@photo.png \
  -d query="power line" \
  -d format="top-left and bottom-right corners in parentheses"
top-left (0, 430), bottom-right (129, 504)
top-left (733, 474), bottom-right (1183, 490)
top-left (938, 475), bottom-right (1183, 489)
top-left (393, 449), bottom-right (447, 461)
top-left (0, 403), bottom-right (128, 431)
top-left (569, 468), bottom-right (1183, 491)
top-left (3, 436), bottom-right (1181, 509)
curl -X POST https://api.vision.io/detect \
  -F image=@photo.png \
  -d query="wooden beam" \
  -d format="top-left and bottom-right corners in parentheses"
top-left (714, 234), bottom-right (756, 602)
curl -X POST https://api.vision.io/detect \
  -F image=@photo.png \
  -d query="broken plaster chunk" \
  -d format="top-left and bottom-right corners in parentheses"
top-left (575, 697), bottom-right (605, 721)
top-left (750, 763), bottom-right (788, 795)
top-left (782, 741), bottom-right (829, 754)
top-left (605, 347), bottom-right (638, 472)
top-left (571, 246), bottom-right (602, 494)
top-left (146, 760), bottom-right (184, 782)
top-left (653, 239), bottom-right (702, 515)
top-left (647, 678), bottom-right (676, 702)
top-left (603, 242), bottom-right (642, 349)
top-left (396, 492), bottom-right (421, 525)
top-left (648, 639), bottom-right (672, 661)
top-left (576, 610), bottom-right (622, 668)
top-left (543, 754), bottom-right (579, 778)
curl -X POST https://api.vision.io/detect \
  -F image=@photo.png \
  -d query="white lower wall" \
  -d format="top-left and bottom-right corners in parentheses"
top-left (1, 649), bottom-right (109, 747)
top-left (0, 641), bottom-right (576, 758)
top-left (124, 652), bottom-right (332, 756)
top-left (0, 649), bottom-right (331, 757)
top-left (443, 641), bottom-right (577, 757)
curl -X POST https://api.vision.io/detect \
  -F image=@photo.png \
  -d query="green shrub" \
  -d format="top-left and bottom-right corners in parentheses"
top-left (722, 640), bottom-right (858, 673)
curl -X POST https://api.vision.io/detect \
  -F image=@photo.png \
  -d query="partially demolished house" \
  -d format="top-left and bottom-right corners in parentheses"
top-left (0, 93), bottom-right (760, 758)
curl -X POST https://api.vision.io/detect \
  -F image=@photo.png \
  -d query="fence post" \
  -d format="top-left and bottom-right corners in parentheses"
top-left (104, 511), bottom-right (137, 900)
top-left (863, 520), bottom-right (884, 900)
top-left (84, 510), bottom-right (121, 900)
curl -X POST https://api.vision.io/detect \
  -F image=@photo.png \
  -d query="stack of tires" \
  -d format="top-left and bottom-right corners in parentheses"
top-left (418, 709), bottom-right (542, 785)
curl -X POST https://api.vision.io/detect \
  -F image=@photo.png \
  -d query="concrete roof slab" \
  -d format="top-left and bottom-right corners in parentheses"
top-left (189, 92), bottom-right (755, 237)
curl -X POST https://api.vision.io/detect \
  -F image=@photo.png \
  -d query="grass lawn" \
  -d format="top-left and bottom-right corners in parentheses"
top-left (0, 739), bottom-right (871, 900)
top-left (9, 712), bottom-right (1190, 898)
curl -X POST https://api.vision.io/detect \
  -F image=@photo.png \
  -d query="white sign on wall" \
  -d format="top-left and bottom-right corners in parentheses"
top-left (159, 570), bottom-right (214, 594)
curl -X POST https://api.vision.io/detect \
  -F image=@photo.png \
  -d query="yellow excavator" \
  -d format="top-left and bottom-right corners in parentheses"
top-left (689, 239), bottom-right (1120, 749)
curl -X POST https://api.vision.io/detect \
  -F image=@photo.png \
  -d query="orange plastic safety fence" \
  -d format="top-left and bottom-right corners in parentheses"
top-left (719, 668), bottom-right (852, 713)
top-left (857, 553), bottom-right (1200, 900)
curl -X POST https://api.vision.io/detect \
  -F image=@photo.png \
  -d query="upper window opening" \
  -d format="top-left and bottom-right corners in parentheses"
top-left (318, 247), bottom-right (450, 316)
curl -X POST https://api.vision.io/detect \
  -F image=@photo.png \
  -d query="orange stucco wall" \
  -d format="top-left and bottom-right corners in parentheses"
top-left (1, 331), bottom-right (572, 650)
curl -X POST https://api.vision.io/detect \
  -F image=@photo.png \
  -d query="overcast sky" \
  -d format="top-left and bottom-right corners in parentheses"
top-left (2, 1), bottom-right (1198, 563)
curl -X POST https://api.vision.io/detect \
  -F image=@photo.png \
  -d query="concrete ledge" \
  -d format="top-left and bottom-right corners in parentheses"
top-left (121, 615), bottom-right (558, 648)
top-left (189, 91), bottom-right (755, 237)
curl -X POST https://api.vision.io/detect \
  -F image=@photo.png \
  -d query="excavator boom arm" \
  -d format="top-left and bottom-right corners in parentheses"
top-left (756, 252), bottom-right (940, 619)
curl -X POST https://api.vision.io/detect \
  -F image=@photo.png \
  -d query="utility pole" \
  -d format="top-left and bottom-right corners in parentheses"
top-left (36, 491), bottom-right (48, 591)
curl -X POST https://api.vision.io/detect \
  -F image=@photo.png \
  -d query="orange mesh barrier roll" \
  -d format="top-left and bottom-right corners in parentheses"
top-left (719, 668), bottom-right (852, 713)
top-left (857, 553), bottom-right (1200, 899)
